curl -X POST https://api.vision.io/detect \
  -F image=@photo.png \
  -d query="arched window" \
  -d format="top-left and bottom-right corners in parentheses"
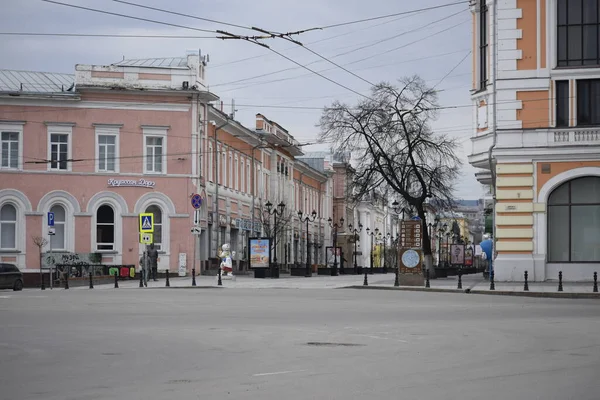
top-left (145, 205), bottom-right (162, 250)
top-left (548, 176), bottom-right (600, 262)
top-left (96, 205), bottom-right (115, 251)
top-left (50, 204), bottom-right (66, 250)
top-left (0, 203), bottom-right (16, 250)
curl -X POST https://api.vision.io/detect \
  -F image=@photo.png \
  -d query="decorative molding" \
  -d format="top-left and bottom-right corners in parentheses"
top-left (0, 189), bottom-right (32, 211)
top-left (86, 191), bottom-right (129, 214)
top-left (36, 190), bottom-right (81, 213)
top-left (92, 123), bottom-right (124, 128)
top-left (44, 121), bottom-right (76, 127)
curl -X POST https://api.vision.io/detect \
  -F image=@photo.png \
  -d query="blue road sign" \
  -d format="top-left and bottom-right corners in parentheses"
top-left (411, 216), bottom-right (421, 221)
top-left (191, 193), bottom-right (202, 209)
top-left (48, 212), bottom-right (55, 227)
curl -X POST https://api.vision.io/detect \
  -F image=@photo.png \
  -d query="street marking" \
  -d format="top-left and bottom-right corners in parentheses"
top-left (253, 370), bottom-right (306, 377)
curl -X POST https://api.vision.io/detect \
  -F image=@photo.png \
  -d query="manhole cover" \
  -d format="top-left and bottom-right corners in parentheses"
top-left (306, 342), bottom-right (365, 347)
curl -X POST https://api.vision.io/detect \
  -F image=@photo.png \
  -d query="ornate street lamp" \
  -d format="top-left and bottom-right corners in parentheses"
top-left (348, 222), bottom-right (363, 275)
top-left (265, 200), bottom-right (285, 277)
top-left (298, 210), bottom-right (317, 277)
top-left (327, 216), bottom-right (344, 276)
top-left (366, 227), bottom-right (379, 274)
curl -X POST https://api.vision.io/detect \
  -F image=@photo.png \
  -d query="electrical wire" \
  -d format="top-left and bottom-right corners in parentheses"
top-left (0, 32), bottom-right (220, 39)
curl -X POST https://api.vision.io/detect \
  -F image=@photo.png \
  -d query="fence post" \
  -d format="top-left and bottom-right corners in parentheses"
top-left (166, 270), bottom-right (170, 287)
top-left (524, 270), bottom-right (529, 291)
top-left (363, 269), bottom-right (368, 286)
top-left (394, 268), bottom-right (399, 287)
top-left (558, 271), bottom-right (563, 292)
top-left (192, 267), bottom-right (197, 287)
top-left (114, 271), bottom-right (119, 289)
top-left (457, 268), bottom-right (462, 290)
top-left (89, 272), bottom-right (93, 289)
top-left (217, 269), bottom-right (222, 286)
top-left (594, 272), bottom-right (598, 293)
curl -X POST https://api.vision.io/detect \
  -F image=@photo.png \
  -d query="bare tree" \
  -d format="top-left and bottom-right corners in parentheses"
top-left (32, 236), bottom-right (48, 287)
top-left (319, 77), bottom-right (462, 276)
top-left (257, 199), bottom-right (294, 263)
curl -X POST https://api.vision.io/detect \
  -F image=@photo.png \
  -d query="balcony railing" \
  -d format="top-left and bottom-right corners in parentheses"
top-left (553, 128), bottom-right (600, 144)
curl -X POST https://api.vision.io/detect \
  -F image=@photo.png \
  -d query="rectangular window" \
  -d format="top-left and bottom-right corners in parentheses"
top-left (222, 151), bottom-right (227, 186)
top-left (50, 133), bottom-right (69, 171)
top-left (1, 131), bottom-right (19, 169)
top-left (234, 156), bottom-right (239, 191)
top-left (577, 79), bottom-right (600, 125)
top-left (143, 127), bottom-right (167, 174)
top-left (555, 80), bottom-right (570, 126)
top-left (557, 0), bottom-right (600, 67)
top-left (96, 126), bottom-right (119, 172)
top-left (479, 0), bottom-right (488, 89)
top-left (229, 154), bottom-right (233, 189)
top-left (240, 157), bottom-right (245, 193)
top-left (208, 144), bottom-right (214, 182)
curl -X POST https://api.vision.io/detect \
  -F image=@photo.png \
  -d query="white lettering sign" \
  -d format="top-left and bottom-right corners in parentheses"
top-left (107, 178), bottom-right (156, 188)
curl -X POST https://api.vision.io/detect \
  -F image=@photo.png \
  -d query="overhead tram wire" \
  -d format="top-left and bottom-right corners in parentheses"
top-left (212, 9), bottom-right (467, 88)
top-left (0, 32), bottom-right (220, 39)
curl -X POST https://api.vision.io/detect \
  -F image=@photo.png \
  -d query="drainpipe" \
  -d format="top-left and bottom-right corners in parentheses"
top-left (213, 119), bottom-right (229, 261)
top-left (487, 0), bottom-right (498, 276)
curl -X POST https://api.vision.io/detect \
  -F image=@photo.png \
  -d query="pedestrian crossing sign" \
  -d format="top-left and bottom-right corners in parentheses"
top-left (140, 233), bottom-right (153, 245)
top-left (139, 213), bottom-right (154, 233)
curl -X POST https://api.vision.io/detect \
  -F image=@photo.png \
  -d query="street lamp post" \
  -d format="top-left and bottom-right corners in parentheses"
top-left (445, 230), bottom-right (451, 266)
top-left (366, 227), bottom-right (379, 274)
top-left (327, 217), bottom-right (344, 276)
top-left (347, 222), bottom-right (363, 275)
top-left (298, 210), bottom-right (317, 277)
top-left (383, 232), bottom-right (390, 273)
top-left (265, 200), bottom-right (285, 278)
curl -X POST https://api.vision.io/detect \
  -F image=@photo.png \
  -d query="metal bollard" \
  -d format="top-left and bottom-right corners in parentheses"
top-left (394, 269), bottom-right (399, 287)
top-left (425, 269), bottom-right (430, 288)
top-left (489, 270), bottom-right (495, 291)
top-left (89, 272), bottom-right (94, 289)
top-left (558, 271), bottom-right (563, 292)
top-left (457, 269), bottom-right (462, 290)
top-left (139, 269), bottom-right (144, 288)
top-left (217, 269), bottom-right (222, 286)
top-left (114, 271), bottom-right (119, 289)
top-left (594, 272), bottom-right (598, 293)
top-left (165, 270), bottom-right (170, 287)
top-left (192, 268), bottom-right (197, 287)
top-left (524, 270), bottom-right (529, 291)
top-left (65, 272), bottom-right (69, 290)
top-left (41, 273), bottom-right (46, 291)
top-left (363, 270), bottom-right (368, 286)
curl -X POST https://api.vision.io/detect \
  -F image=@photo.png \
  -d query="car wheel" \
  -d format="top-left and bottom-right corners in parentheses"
top-left (13, 279), bottom-right (23, 291)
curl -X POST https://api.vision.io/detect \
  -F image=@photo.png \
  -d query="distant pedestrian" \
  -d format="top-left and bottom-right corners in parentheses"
top-left (148, 244), bottom-right (159, 281)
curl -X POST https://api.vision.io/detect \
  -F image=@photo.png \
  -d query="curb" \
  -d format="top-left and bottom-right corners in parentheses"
top-left (341, 285), bottom-right (600, 299)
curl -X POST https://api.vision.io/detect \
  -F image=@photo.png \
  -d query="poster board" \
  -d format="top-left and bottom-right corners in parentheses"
top-left (325, 246), bottom-right (342, 267)
top-left (248, 237), bottom-right (271, 269)
top-left (450, 244), bottom-right (465, 266)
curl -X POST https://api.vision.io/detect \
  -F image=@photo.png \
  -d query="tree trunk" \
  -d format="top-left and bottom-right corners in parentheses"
top-left (416, 205), bottom-right (436, 279)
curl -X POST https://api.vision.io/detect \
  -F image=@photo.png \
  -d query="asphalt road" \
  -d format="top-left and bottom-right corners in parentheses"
top-left (1, 288), bottom-right (599, 400)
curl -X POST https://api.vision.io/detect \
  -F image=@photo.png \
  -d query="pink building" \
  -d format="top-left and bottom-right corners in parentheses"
top-left (0, 53), bottom-right (217, 274)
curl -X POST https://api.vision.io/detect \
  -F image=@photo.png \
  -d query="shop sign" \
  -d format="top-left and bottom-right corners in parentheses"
top-left (108, 178), bottom-right (156, 188)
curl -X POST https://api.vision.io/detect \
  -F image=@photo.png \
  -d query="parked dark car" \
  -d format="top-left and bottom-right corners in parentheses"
top-left (0, 263), bottom-right (23, 291)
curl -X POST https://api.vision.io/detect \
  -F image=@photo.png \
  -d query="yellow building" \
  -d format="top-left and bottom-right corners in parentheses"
top-left (468, 0), bottom-right (600, 281)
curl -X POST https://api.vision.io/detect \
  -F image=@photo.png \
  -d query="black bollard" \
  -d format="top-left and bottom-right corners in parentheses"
top-left (524, 270), bottom-right (529, 291)
top-left (139, 269), bottom-right (144, 288)
top-left (394, 269), bottom-right (399, 287)
top-left (558, 271), bottom-right (563, 292)
top-left (594, 272), bottom-right (598, 293)
top-left (489, 270), bottom-right (495, 291)
top-left (41, 273), bottom-right (46, 291)
top-left (89, 272), bottom-right (94, 289)
top-left (192, 268), bottom-right (197, 287)
top-left (165, 270), bottom-right (170, 287)
top-left (114, 271), bottom-right (119, 289)
top-left (217, 269), bottom-right (222, 286)
top-left (363, 270), bottom-right (368, 286)
top-left (457, 269), bottom-right (462, 290)
top-left (425, 269), bottom-right (430, 288)
top-left (64, 272), bottom-right (69, 290)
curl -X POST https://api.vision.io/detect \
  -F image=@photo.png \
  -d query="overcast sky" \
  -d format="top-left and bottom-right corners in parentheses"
top-left (1, 0), bottom-right (484, 199)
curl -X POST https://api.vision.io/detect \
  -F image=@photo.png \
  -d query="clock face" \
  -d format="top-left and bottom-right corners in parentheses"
top-left (402, 249), bottom-right (420, 268)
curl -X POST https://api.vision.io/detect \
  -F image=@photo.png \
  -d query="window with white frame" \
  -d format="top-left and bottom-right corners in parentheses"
top-left (50, 204), bottom-right (66, 250)
top-left (229, 154), bottom-right (233, 189)
top-left (241, 157), bottom-right (245, 193)
top-left (96, 204), bottom-right (115, 251)
top-left (208, 143), bottom-right (214, 182)
top-left (222, 150), bottom-right (227, 186)
top-left (0, 203), bottom-right (17, 250)
top-left (143, 127), bottom-right (167, 174)
top-left (234, 156), bottom-right (239, 191)
top-left (1, 131), bottom-right (19, 169)
top-left (246, 161), bottom-right (251, 194)
top-left (145, 205), bottom-right (163, 251)
top-left (49, 129), bottom-right (70, 171)
top-left (96, 126), bottom-right (119, 172)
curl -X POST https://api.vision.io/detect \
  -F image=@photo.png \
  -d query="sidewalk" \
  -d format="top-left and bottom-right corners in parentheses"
top-left (71, 272), bottom-right (600, 297)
